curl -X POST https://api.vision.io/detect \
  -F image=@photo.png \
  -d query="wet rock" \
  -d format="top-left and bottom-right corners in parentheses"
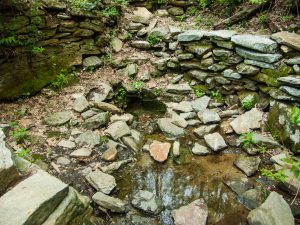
top-left (236, 63), bottom-right (260, 75)
top-left (0, 171), bottom-right (69, 225)
top-left (104, 121), bottom-right (131, 140)
top-left (204, 132), bottom-right (227, 151)
top-left (172, 199), bottom-right (208, 225)
top-left (191, 96), bottom-right (211, 112)
top-left (111, 37), bottom-right (123, 53)
top-left (110, 113), bottom-right (134, 124)
top-left (172, 141), bottom-right (180, 157)
top-left (224, 178), bottom-right (254, 196)
top-left (92, 192), bottom-right (126, 213)
top-left (44, 111), bottom-right (73, 126)
top-left (236, 47), bottom-right (282, 63)
top-left (192, 143), bottom-right (210, 155)
top-left (157, 118), bottom-right (185, 137)
top-left (194, 124), bottom-right (218, 137)
top-left (131, 190), bottom-right (162, 215)
top-left (122, 136), bottom-right (139, 152)
top-left (83, 56), bottom-right (102, 68)
top-left (280, 86), bottom-right (300, 98)
top-left (101, 147), bottom-right (118, 161)
top-left (73, 95), bottom-right (89, 113)
top-left (197, 109), bottom-right (220, 124)
top-left (85, 170), bottom-right (116, 194)
top-left (57, 140), bottom-right (76, 149)
top-left (70, 148), bottom-right (92, 158)
top-left (279, 167), bottom-right (300, 195)
top-left (272, 31), bottom-right (300, 51)
top-left (278, 76), bottom-right (300, 88)
top-left (247, 191), bottom-right (294, 225)
top-left (131, 40), bottom-right (151, 49)
top-left (83, 112), bottom-right (110, 130)
top-left (239, 187), bottom-right (263, 210)
top-left (230, 108), bottom-right (263, 134)
top-left (166, 83), bottom-right (192, 94)
top-left (75, 131), bottom-right (100, 146)
top-left (234, 155), bottom-right (261, 176)
top-left (149, 141), bottom-right (171, 162)
top-left (232, 35), bottom-right (278, 53)
top-left (178, 30), bottom-right (204, 42)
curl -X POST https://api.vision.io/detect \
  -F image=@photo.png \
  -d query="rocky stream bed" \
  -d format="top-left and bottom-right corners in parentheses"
top-left (0, 3), bottom-right (300, 225)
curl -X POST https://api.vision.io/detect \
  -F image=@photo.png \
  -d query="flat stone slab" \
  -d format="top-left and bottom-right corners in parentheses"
top-left (172, 199), bottom-right (208, 225)
top-left (44, 111), bottom-right (73, 126)
top-left (192, 143), bottom-right (211, 155)
top-left (177, 30), bottom-right (204, 42)
top-left (272, 31), bottom-right (300, 51)
top-left (204, 132), bottom-right (227, 151)
top-left (75, 131), bottom-right (100, 146)
top-left (234, 155), bottom-right (261, 177)
top-left (230, 108), bottom-right (263, 134)
top-left (92, 192), bottom-right (126, 213)
top-left (83, 56), bottom-right (102, 68)
top-left (280, 86), bottom-right (300, 98)
top-left (232, 34), bottom-right (278, 53)
top-left (197, 109), bottom-right (220, 124)
top-left (236, 47), bottom-right (282, 63)
top-left (205, 30), bottom-right (236, 40)
top-left (85, 170), bottom-right (116, 194)
top-left (191, 96), bottom-right (211, 112)
top-left (278, 76), bottom-right (300, 88)
top-left (104, 121), bottom-right (131, 140)
top-left (194, 124), bottom-right (218, 137)
top-left (70, 148), bottom-right (92, 158)
top-left (157, 118), bottom-right (185, 137)
top-left (0, 170), bottom-right (69, 225)
top-left (166, 83), bottom-right (192, 94)
top-left (73, 95), bottom-right (89, 113)
top-left (149, 141), bottom-right (171, 162)
top-left (247, 191), bottom-right (294, 225)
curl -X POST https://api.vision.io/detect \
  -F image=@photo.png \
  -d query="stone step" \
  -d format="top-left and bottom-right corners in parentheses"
top-left (0, 170), bottom-right (69, 225)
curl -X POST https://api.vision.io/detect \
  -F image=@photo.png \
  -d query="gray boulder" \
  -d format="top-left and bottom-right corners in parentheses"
top-left (85, 170), bottom-right (116, 194)
top-left (131, 190), bottom-right (162, 215)
top-left (232, 35), bottom-right (278, 53)
top-left (44, 111), bottom-right (73, 126)
top-left (236, 47), bottom-right (282, 63)
top-left (234, 155), bottom-right (261, 176)
top-left (104, 121), bottom-right (131, 140)
top-left (157, 118), bottom-right (185, 137)
top-left (73, 95), bottom-right (89, 113)
top-left (194, 124), bottom-right (218, 137)
top-left (192, 143), bottom-right (211, 155)
top-left (178, 30), bottom-right (204, 42)
top-left (197, 109), bottom-right (220, 124)
top-left (92, 192), bottom-right (126, 213)
top-left (83, 112), bottom-right (110, 129)
top-left (278, 76), bottom-right (300, 88)
top-left (75, 131), bottom-right (101, 146)
top-left (191, 96), bottom-right (211, 112)
top-left (204, 132), bottom-right (227, 151)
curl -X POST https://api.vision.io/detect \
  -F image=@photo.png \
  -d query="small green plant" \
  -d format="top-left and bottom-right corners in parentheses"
top-left (241, 95), bottom-right (255, 110)
top-left (193, 86), bottom-right (205, 97)
top-left (9, 121), bottom-right (18, 128)
top-left (281, 15), bottom-right (292, 22)
top-left (240, 132), bottom-right (256, 147)
top-left (258, 14), bottom-right (268, 25)
top-left (290, 106), bottom-right (300, 126)
top-left (102, 6), bottom-right (119, 17)
top-left (87, 66), bottom-right (96, 73)
top-left (156, 0), bottom-right (168, 5)
top-left (147, 33), bottom-right (163, 46)
top-left (154, 88), bottom-right (162, 96)
top-left (260, 168), bottom-right (287, 183)
top-left (114, 87), bottom-right (127, 106)
top-left (249, 0), bottom-right (267, 4)
top-left (132, 81), bottom-right (144, 92)
top-left (17, 148), bottom-right (31, 159)
top-left (100, 53), bottom-right (112, 66)
top-left (199, 0), bottom-right (208, 9)
top-left (51, 71), bottom-right (69, 89)
top-left (211, 90), bottom-right (223, 101)
top-left (100, 135), bottom-right (109, 143)
top-left (31, 46), bottom-right (45, 54)
top-left (12, 127), bottom-right (28, 143)
top-left (186, 6), bottom-right (197, 16)
top-left (175, 15), bottom-right (187, 22)
top-left (113, 0), bottom-right (129, 6)
top-left (120, 32), bottom-right (133, 41)
top-left (258, 145), bottom-right (267, 154)
top-left (0, 36), bottom-right (23, 46)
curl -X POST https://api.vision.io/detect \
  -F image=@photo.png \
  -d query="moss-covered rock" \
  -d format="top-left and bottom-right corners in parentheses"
top-left (267, 101), bottom-right (300, 152)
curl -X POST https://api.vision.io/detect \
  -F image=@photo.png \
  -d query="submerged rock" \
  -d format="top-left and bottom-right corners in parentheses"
top-left (247, 191), bottom-right (294, 225)
top-left (149, 141), bottom-right (171, 162)
top-left (131, 190), bottom-right (162, 215)
top-left (172, 199), bottom-right (208, 225)
top-left (224, 177), bottom-right (254, 196)
top-left (234, 155), bottom-right (261, 177)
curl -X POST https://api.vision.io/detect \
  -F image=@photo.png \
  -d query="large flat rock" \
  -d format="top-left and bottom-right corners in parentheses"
top-left (232, 35), bottom-right (278, 53)
top-left (0, 170), bottom-right (69, 225)
top-left (272, 31), bottom-right (300, 51)
top-left (0, 130), bottom-right (19, 194)
top-left (236, 47), bottom-right (282, 63)
top-left (85, 170), bottom-right (116, 194)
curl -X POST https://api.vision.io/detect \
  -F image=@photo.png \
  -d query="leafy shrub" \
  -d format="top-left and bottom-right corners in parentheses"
top-left (31, 46), bottom-right (45, 54)
top-left (51, 70), bottom-right (71, 89)
top-left (258, 14), bottom-right (268, 24)
top-left (211, 89), bottom-right (223, 101)
top-left (12, 127), bottom-right (28, 143)
top-left (290, 106), bottom-right (300, 126)
top-left (0, 36), bottom-right (23, 46)
top-left (102, 6), bottom-right (119, 17)
top-left (261, 168), bottom-right (287, 183)
top-left (240, 132), bottom-right (256, 147)
top-left (131, 81), bottom-right (144, 92)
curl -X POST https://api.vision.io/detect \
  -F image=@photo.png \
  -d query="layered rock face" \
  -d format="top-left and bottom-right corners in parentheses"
top-left (0, 0), bottom-right (116, 99)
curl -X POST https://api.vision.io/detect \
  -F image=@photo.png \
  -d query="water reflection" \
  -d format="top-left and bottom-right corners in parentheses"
top-left (117, 153), bottom-right (248, 224)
